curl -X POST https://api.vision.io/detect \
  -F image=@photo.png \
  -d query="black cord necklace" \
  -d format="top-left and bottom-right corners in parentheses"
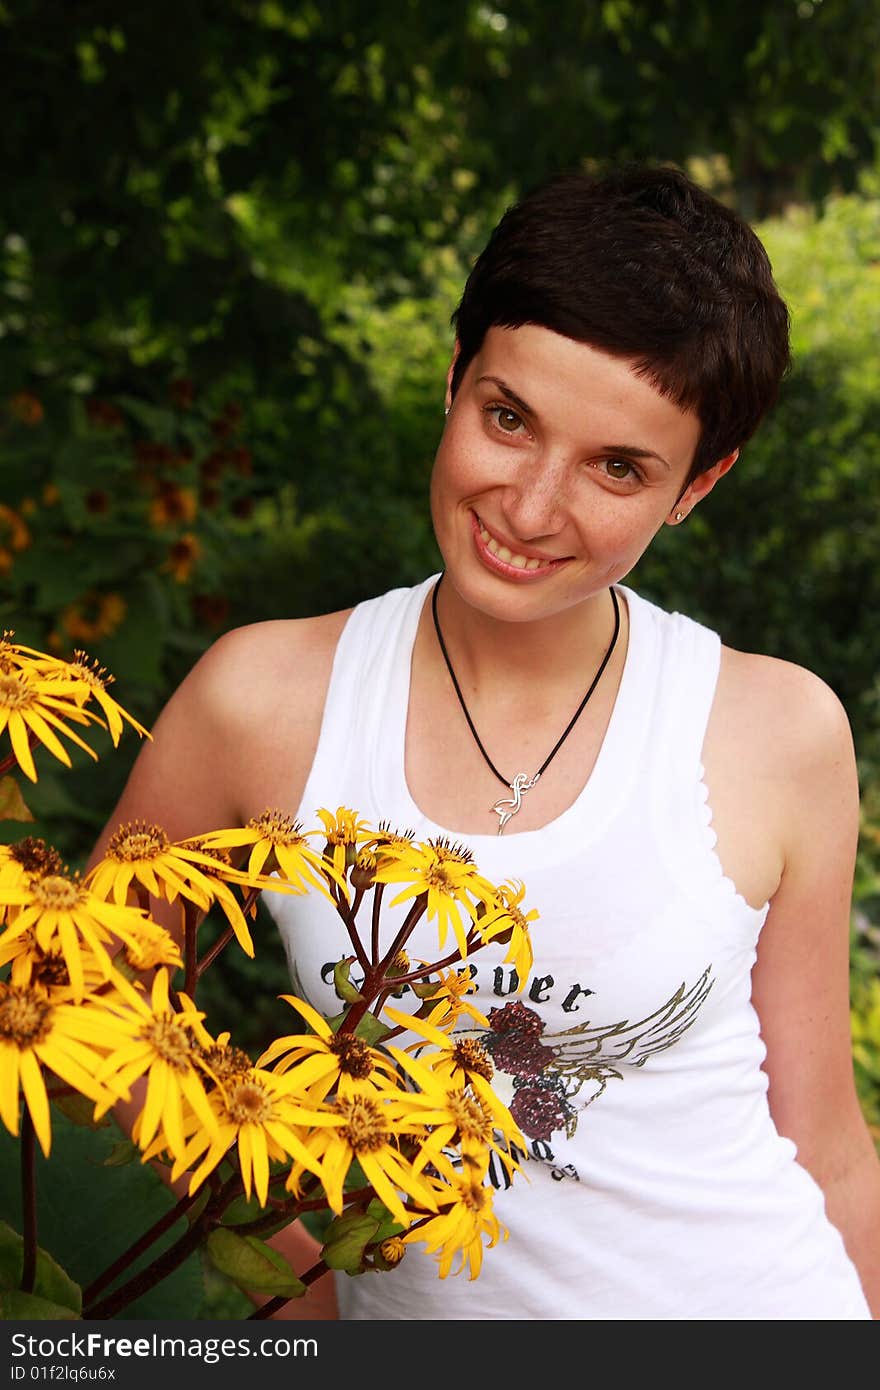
top-left (431, 574), bottom-right (621, 834)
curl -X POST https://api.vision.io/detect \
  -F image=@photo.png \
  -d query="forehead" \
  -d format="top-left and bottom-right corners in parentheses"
top-left (470, 324), bottom-right (701, 461)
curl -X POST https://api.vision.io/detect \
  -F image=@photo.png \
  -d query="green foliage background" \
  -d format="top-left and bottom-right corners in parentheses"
top-left (1, 1), bottom-right (878, 1150)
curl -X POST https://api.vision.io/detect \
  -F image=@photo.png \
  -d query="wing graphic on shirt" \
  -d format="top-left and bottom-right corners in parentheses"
top-left (469, 965), bottom-right (714, 1143)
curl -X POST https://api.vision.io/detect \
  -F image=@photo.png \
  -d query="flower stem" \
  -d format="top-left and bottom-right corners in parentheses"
top-left (246, 1260), bottom-right (329, 1320)
top-left (20, 1109), bottom-right (37, 1294)
top-left (370, 882), bottom-right (385, 962)
top-left (183, 899), bottom-right (203, 998)
top-left (82, 1211), bottom-right (211, 1319)
top-left (328, 882), bottom-right (371, 976)
top-left (341, 896), bottom-right (428, 1033)
top-left (195, 922), bottom-right (235, 980)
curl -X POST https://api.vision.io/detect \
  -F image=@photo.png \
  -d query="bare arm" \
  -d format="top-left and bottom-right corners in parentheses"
top-left (750, 666), bottom-right (880, 1317)
top-left (90, 614), bottom-right (347, 1318)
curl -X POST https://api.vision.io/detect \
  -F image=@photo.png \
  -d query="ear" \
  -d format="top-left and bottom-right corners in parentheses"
top-left (666, 449), bottom-right (739, 526)
top-left (445, 339), bottom-right (461, 413)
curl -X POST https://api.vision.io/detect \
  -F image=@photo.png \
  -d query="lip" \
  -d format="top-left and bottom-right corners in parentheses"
top-left (470, 511), bottom-right (569, 579)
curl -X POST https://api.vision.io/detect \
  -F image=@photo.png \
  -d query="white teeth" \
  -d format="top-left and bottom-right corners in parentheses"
top-left (477, 517), bottom-right (550, 570)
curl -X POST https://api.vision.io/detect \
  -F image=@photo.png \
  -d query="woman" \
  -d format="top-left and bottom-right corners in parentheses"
top-left (94, 165), bottom-right (879, 1318)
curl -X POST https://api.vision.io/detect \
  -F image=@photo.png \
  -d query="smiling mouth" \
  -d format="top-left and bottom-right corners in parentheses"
top-left (473, 512), bottom-right (565, 572)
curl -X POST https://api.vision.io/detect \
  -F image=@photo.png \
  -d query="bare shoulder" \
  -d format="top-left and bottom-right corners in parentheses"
top-left (91, 607), bottom-right (352, 856)
top-left (715, 644), bottom-right (856, 780)
top-left (191, 608), bottom-right (352, 730)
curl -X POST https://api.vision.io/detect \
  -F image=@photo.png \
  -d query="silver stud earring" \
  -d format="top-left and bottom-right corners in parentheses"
top-left (675, 510), bottom-right (684, 522)
top-left (444, 406), bottom-right (449, 416)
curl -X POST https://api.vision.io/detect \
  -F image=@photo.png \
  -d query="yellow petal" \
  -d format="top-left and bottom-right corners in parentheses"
top-left (18, 1048), bottom-right (51, 1157)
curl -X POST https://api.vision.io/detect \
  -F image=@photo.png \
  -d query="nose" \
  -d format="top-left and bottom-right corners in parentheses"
top-left (500, 453), bottom-right (570, 540)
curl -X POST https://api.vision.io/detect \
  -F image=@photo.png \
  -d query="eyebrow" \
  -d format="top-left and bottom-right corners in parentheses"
top-left (476, 374), bottom-right (672, 470)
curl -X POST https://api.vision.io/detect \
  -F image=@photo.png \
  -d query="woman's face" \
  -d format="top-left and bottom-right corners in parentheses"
top-left (430, 324), bottom-right (734, 623)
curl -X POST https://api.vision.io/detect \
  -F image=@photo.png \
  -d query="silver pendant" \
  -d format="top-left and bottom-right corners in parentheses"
top-left (492, 771), bottom-right (541, 835)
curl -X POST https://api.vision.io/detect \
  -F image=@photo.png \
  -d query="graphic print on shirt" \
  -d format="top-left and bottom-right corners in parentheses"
top-left (461, 966), bottom-right (714, 1148)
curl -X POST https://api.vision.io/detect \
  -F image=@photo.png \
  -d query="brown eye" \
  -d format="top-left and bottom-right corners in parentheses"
top-left (494, 407), bottom-right (522, 432)
top-left (604, 458), bottom-right (635, 480)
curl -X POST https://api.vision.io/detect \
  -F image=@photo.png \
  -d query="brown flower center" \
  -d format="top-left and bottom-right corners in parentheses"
top-left (459, 1178), bottom-right (489, 1214)
top-left (70, 652), bottom-right (113, 690)
top-left (0, 671), bottom-right (35, 710)
top-left (108, 822), bottom-right (169, 861)
top-left (336, 1094), bottom-right (390, 1153)
top-left (423, 863), bottom-right (456, 893)
top-left (451, 1039), bottom-right (493, 1082)
top-left (10, 837), bottom-right (64, 878)
top-left (447, 1089), bottom-right (492, 1143)
top-left (141, 1015), bottom-right (195, 1069)
top-left (199, 1043), bottom-right (253, 1084)
top-left (428, 837), bottom-right (474, 864)
top-left (186, 843), bottom-right (232, 878)
top-left (31, 953), bottom-right (71, 989)
top-left (248, 809), bottom-right (301, 845)
top-left (31, 873), bottom-right (84, 910)
top-left (328, 1033), bottom-right (374, 1079)
top-left (226, 1078), bottom-right (274, 1125)
top-left (0, 985), bottom-right (53, 1047)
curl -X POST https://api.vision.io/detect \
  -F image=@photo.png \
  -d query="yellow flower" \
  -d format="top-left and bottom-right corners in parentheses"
top-left (284, 1090), bottom-right (439, 1229)
top-left (0, 837), bottom-right (64, 904)
top-left (313, 807), bottom-right (372, 879)
top-left (380, 1031), bottom-right (524, 1186)
top-left (86, 822), bottom-right (250, 925)
top-left (0, 870), bottom-right (157, 1001)
top-left (257, 995), bottom-right (400, 1102)
top-left (165, 1066), bottom-right (326, 1207)
top-left (0, 657), bottom-right (103, 783)
top-left (94, 969), bottom-right (219, 1161)
top-left (373, 838), bottom-right (498, 960)
top-left (413, 965), bottom-right (490, 1030)
top-left (383, 1011), bottom-right (522, 1173)
top-left (116, 917), bottom-right (183, 977)
top-left (404, 1171), bottom-right (506, 1279)
top-left (0, 930), bottom-right (117, 1003)
top-left (0, 979), bottom-right (121, 1156)
top-left (195, 809), bottom-right (347, 903)
top-left (174, 840), bottom-right (262, 958)
top-left (474, 879), bottom-right (537, 983)
top-left (62, 653), bottom-right (150, 748)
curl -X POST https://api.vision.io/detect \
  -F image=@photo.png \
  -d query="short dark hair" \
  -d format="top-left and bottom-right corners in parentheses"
top-left (450, 164), bottom-right (791, 480)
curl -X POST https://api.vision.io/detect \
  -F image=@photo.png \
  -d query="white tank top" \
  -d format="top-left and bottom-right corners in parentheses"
top-left (265, 575), bottom-right (870, 1320)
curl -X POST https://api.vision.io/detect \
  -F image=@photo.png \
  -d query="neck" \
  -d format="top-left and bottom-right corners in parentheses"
top-left (431, 573), bottom-right (622, 693)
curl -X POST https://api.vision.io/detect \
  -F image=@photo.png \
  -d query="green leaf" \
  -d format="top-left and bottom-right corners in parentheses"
top-left (365, 1198), bottom-right (405, 1243)
top-left (320, 1210), bottom-right (379, 1272)
top-left (220, 1190), bottom-right (292, 1238)
top-left (205, 1228), bottom-right (306, 1297)
top-left (102, 1138), bottom-right (139, 1165)
top-left (0, 776), bottom-right (34, 823)
top-left (0, 1111), bottom-right (205, 1318)
top-left (353, 1010), bottom-right (392, 1045)
top-left (333, 956), bottom-right (364, 1003)
top-left (0, 1221), bottom-right (82, 1313)
top-left (0, 1289), bottom-right (79, 1319)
